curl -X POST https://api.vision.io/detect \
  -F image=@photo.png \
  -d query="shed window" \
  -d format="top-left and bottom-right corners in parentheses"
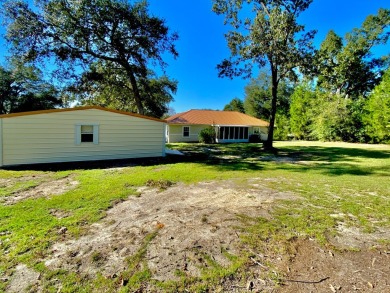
top-left (183, 126), bottom-right (190, 137)
top-left (75, 124), bottom-right (99, 145)
top-left (81, 125), bottom-right (94, 142)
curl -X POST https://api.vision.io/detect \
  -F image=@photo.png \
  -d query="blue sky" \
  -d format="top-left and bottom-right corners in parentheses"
top-left (1, 0), bottom-right (389, 113)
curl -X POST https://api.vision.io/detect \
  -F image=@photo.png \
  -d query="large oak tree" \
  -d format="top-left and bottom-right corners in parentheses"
top-left (4, 0), bottom-right (178, 115)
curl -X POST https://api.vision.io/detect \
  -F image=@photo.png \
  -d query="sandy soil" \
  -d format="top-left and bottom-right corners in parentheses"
top-left (1, 175), bottom-right (78, 206)
top-left (44, 179), bottom-right (295, 282)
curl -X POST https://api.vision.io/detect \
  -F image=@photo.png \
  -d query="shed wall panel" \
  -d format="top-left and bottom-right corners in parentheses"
top-left (2, 109), bottom-right (165, 165)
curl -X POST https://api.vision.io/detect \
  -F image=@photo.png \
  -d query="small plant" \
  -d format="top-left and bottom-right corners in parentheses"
top-left (199, 127), bottom-right (216, 144)
top-left (91, 251), bottom-right (104, 263)
top-left (146, 179), bottom-right (174, 190)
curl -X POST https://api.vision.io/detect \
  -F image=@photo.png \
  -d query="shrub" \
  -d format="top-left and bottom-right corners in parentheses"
top-left (248, 134), bottom-right (261, 143)
top-left (199, 127), bottom-right (216, 144)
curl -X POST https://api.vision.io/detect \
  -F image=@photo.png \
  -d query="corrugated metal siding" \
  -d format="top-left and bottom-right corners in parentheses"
top-left (2, 109), bottom-right (165, 166)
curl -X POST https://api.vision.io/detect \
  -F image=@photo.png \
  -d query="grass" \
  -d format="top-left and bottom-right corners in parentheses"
top-left (0, 141), bottom-right (389, 291)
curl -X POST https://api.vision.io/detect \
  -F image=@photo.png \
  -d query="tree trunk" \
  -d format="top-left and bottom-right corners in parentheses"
top-left (126, 70), bottom-right (145, 115)
top-left (264, 67), bottom-right (278, 151)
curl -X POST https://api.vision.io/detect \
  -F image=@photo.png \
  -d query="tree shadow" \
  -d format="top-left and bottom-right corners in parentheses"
top-left (197, 144), bottom-right (390, 177)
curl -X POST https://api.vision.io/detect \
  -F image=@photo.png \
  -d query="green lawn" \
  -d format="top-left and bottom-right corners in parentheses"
top-left (0, 141), bottom-right (389, 292)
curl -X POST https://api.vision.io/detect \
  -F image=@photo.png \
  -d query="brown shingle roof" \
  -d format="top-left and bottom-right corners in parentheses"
top-left (167, 110), bottom-right (269, 126)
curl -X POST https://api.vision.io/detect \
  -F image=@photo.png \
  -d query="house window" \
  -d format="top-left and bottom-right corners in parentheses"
top-left (253, 127), bottom-right (260, 135)
top-left (183, 126), bottom-right (190, 137)
top-left (75, 124), bottom-right (99, 145)
top-left (81, 125), bottom-right (94, 142)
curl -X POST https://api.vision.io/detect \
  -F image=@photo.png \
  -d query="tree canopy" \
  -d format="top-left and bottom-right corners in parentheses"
top-left (0, 62), bottom-right (62, 114)
top-left (315, 9), bottom-right (390, 98)
top-left (364, 67), bottom-right (390, 142)
top-left (223, 97), bottom-right (245, 112)
top-left (4, 0), bottom-right (178, 116)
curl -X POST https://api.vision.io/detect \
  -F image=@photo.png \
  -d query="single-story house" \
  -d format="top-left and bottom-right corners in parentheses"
top-left (0, 106), bottom-right (166, 166)
top-left (166, 110), bottom-right (269, 143)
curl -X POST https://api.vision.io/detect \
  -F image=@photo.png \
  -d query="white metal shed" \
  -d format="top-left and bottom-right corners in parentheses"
top-left (0, 106), bottom-right (166, 166)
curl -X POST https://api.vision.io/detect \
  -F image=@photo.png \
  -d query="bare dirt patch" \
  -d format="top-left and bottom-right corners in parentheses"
top-left (331, 223), bottom-right (390, 250)
top-left (6, 264), bottom-right (40, 293)
top-left (1, 176), bottom-right (79, 205)
top-left (277, 238), bottom-right (390, 292)
top-left (43, 179), bottom-right (295, 282)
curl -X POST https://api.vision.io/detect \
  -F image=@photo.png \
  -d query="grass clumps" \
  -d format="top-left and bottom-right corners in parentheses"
top-left (145, 179), bottom-right (175, 190)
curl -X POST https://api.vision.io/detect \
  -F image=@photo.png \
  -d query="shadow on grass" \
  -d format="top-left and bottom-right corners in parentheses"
top-left (278, 146), bottom-right (390, 161)
top-left (3, 143), bottom-right (389, 177)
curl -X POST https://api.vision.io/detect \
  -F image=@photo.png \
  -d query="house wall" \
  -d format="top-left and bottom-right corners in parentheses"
top-left (258, 126), bottom-right (268, 141)
top-left (167, 124), bottom-right (268, 143)
top-left (167, 124), bottom-right (208, 143)
top-left (0, 109), bottom-right (165, 166)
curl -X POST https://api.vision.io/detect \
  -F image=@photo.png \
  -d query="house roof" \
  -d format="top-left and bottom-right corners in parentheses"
top-left (0, 106), bottom-right (166, 123)
top-left (167, 110), bottom-right (269, 127)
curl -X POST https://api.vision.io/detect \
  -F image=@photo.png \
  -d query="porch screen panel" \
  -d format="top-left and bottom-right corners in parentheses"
top-left (234, 127), bottom-right (239, 139)
top-left (219, 127), bottom-right (249, 140)
top-left (229, 127), bottom-right (234, 139)
top-left (219, 127), bottom-right (224, 139)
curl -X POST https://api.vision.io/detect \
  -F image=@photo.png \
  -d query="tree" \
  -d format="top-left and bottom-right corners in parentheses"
top-left (72, 61), bottom-right (177, 118)
top-left (243, 72), bottom-right (292, 121)
top-left (364, 67), bottom-right (390, 143)
top-left (4, 0), bottom-right (178, 115)
top-left (223, 97), bottom-right (245, 112)
top-left (0, 63), bottom-right (62, 114)
top-left (315, 9), bottom-right (390, 98)
top-left (244, 72), bottom-right (272, 120)
top-left (213, 0), bottom-right (316, 150)
top-left (0, 67), bottom-right (17, 114)
top-left (289, 82), bottom-right (316, 140)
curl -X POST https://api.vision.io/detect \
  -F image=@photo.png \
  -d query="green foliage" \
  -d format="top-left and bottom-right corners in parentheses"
top-left (289, 83), bottom-right (316, 140)
top-left (75, 61), bottom-right (177, 118)
top-left (4, 0), bottom-right (178, 116)
top-left (315, 9), bottom-right (390, 98)
top-left (244, 72), bottom-right (292, 120)
top-left (198, 127), bottom-right (216, 144)
top-left (0, 64), bottom-right (62, 114)
top-left (308, 93), bottom-right (368, 142)
top-left (212, 0), bottom-right (315, 149)
top-left (223, 97), bottom-right (245, 113)
top-left (273, 113), bottom-right (291, 141)
top-left (364, 67), bottom-right (390, 143)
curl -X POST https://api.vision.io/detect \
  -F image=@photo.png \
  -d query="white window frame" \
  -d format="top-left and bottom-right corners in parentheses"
top-left (182, 126), bottom-right (190, 137)
top-left (75, 124), bottom-right (99, 145)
